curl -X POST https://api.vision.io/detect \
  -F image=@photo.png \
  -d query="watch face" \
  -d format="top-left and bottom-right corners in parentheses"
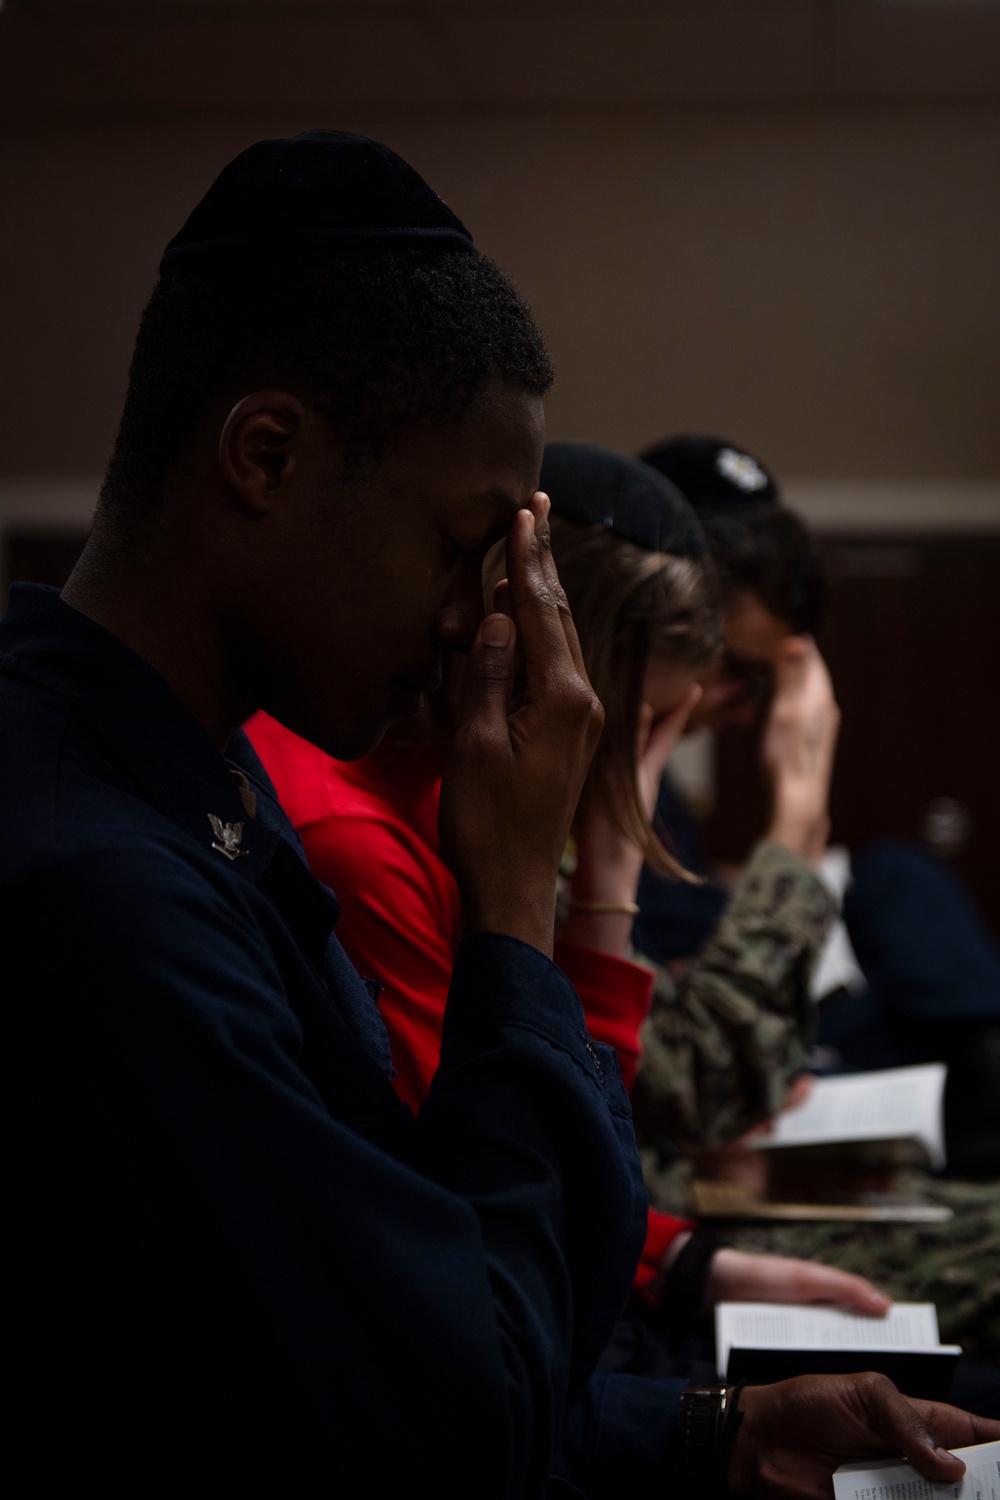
top-left (682, 1386), bottom-right (730, 1408)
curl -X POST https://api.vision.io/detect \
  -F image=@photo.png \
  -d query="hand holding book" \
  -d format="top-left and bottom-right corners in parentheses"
top-left (728, 1376), bottom-right (999, 1500)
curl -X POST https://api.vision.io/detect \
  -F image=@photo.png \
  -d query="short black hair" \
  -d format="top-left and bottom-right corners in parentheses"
top-left (699, 505), bottom-right (828, 635)
top-left (97, 247), bottom-right (553, 529)
top-left (640, 432), bottom-right (827, 635)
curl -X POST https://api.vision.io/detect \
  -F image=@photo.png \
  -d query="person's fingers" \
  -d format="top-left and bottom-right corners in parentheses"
top-left (707, 1251), bottom-right (891, 1315)
top-left (636, 702), bottom-right (655, 759)
top-left (633, 688), bottom-right (702, 815)
top-left (531, 491), bottom-right (588, 676)
top-left (782, 635), bottom-right (811, 659)
top-left (491, 577), bottom-right (512, 619)
top-left (791, 1262), bottom-right (892, 1316)
top-left (773, 644), bottom-right (809, 695)
top-left (781, 1074), bottom-right (816, 1113)
top-left (731, 1377), bottom-right (985, 1500)
top-left (856, 1381), bottom-right (968, 1482)
top-left (776, 638), bottom-right (809, 669)
top-left (774, 635), bottom-right (822, 693)
top-left (905, 1398), bottom-right (1000, 1455)
top-left (523, 491), bottom-right (590, 681)
top-left (504, 503), bottom-right (571, 679)
top-left (648, 686), bottom-right (702, 752)
top-left (457, 612), bottom-right (516, 740)
top-left (641, 686), bottom-right (703, 783)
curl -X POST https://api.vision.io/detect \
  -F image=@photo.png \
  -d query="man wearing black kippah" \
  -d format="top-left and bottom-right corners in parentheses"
top-left (3, 134), bottom-right (995, 1494)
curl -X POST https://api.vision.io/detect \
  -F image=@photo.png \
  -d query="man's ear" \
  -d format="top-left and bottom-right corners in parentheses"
top-left (218, 391), bottom-right (307, 516)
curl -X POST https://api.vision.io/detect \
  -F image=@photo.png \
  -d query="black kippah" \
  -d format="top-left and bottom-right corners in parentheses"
top-left (640, 435), bottom-right (779, 515)
top-left (160, 129), bottom-right (474, 272)
top-left (540, 442), bottom-right (707, 559)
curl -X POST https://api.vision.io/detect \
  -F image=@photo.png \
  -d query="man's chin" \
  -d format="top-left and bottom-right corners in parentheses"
top-left (259, 684), bottom-right (428, 763)
top-left (309, 701), bottom-right (425, 763)
top-left (256, 706), bottom-right (390, 764)
top-left (314, 717), bottom-right (394, 763)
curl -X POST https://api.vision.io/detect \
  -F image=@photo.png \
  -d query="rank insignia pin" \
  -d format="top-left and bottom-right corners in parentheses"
top-left (208, 814), bottom-right (248, 860)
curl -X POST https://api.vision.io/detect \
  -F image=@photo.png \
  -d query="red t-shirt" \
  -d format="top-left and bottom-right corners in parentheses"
top-left (247, 712), bottom-right (693, 1295)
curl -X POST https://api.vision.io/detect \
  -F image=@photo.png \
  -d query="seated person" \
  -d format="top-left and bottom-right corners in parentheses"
top-left (635, 436), bottom-right (1000, 1397)
top-left (632, 631), bottom-right (841, 1149)
top-left (638, 434), bottom-right (1000, 1176)
top-left (7, 134), bottom-right (994, 1491)
top-left (249, 442), bottom-right (887, 1339)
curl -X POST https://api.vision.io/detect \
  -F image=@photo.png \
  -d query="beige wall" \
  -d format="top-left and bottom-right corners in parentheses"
top-left (3, 107), bottom-right (998, 485)
top-left (1, 3), bottom-right (998, 519)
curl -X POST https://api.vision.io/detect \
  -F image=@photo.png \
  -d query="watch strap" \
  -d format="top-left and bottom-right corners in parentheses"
top-left (678, 1381), bottom-right (745, 1499)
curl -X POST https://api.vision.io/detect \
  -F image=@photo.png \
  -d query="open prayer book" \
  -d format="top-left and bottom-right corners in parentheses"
top-left (834, 1441), bottom-right (999, 1500)
top-left (692, 1064), bottom-right (951, 1223)
top-left (748, 1063), bottom-right (947, 1170)
top-left (716, 1301), bottom-right (961, 1401)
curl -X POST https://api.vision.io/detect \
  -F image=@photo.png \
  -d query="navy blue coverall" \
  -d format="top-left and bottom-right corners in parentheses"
top-left (3, 585), bottom-right (686, 1496)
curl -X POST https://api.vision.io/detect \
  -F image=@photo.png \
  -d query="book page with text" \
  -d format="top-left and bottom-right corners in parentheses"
top-left (748, 1063), bottom-right (947, 1169)
top-left (833, 1440), bottom-right (999, 1500)
top-left (715, 1301), bottom-right (943, 1377)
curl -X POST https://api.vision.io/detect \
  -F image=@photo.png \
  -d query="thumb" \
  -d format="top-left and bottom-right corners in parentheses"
top-left (875, 1400), bottom-right (966, 1484)
top-left (846, 1378), bottom-right (968, 1484)
top-left (458, 613), bottom-right (516, 734)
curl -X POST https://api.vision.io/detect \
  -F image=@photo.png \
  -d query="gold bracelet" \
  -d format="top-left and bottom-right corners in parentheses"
top-left (566, 899), bottom-right (640, 916)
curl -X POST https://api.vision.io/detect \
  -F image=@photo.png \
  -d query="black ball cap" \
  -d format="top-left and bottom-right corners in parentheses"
top-left (640, 434), bottom-right (779, 514)
top-left (160, 129), bottom-right (474, 273)
top-left (541, 442), bottom-right (707, 559)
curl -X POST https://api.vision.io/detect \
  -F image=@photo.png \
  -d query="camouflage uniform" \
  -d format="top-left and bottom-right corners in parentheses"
top-left (631, 840), bottom-right (835, 1152)
top-left (641, 1155), bottom-right (1000, 1360)
top-left (631, 843), bottom-right (1000, 1359)
top-left (721, 1175), bottom-right (1000, 1360)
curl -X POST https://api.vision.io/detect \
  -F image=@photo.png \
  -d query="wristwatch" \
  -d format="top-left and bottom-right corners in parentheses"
top-left (678, 1384), bottom-right (739, 1500)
